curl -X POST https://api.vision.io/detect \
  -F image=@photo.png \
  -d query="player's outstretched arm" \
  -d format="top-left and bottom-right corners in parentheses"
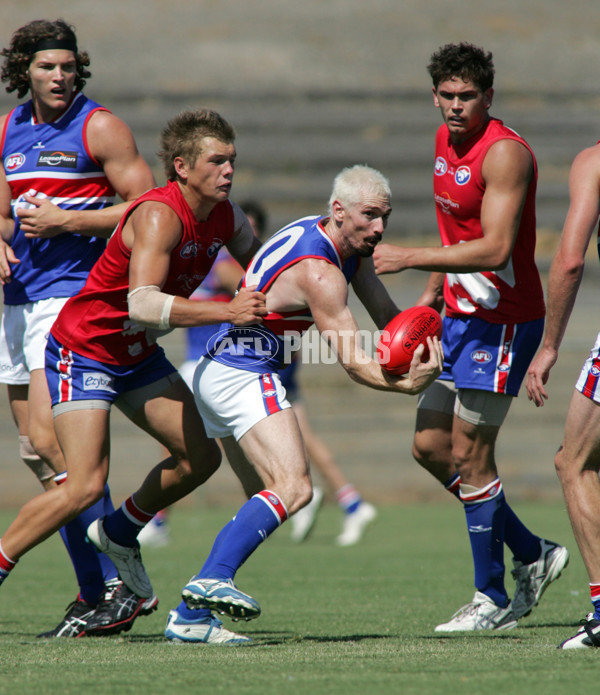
top-left (305, 259), bottom-right (442, 394)
top-left (374, 140), bottom-right (532, 276)
top-left (527, 144), bottom-right (600, 407)
top-left (126, 201), bottom-right (266, 330)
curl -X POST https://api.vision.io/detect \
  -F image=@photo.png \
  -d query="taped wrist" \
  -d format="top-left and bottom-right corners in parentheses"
top-left (128, 285), bottom-right (175, 330)
top-left (19, 435), bottom-right (54, 482)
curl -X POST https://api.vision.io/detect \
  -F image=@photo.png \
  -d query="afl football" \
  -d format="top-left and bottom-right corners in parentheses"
top-left (376, 306), bottom-right (443, 375)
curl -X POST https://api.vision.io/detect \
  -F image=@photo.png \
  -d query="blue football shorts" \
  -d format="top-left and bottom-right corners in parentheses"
top-left (45, 333), bottom-right (179, 416)
top-left (437, 315), bottom-right (544, 396)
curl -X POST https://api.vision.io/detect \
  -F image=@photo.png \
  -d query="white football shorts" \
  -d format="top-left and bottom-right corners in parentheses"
top-left (0, 297), bottom-right (69, 384)
top-left (193, 356), bottom-right (291, 441)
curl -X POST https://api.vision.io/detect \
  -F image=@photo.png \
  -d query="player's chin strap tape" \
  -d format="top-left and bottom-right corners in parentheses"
top-left (128, 285), bottom-right (175, 330)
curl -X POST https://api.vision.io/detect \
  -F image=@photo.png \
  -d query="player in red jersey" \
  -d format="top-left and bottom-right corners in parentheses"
top-left (0, 109), bottom-right (266, 643)
top-left (374, 43), bottom-right (569, 631)
top-left (0, 18), bottom-right (156, 637)
top-left (527, 142), bottom-right (600, 649)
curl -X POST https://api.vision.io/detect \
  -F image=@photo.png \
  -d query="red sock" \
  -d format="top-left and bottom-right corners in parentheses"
top-left (0, 540), bottom-right (17, 574)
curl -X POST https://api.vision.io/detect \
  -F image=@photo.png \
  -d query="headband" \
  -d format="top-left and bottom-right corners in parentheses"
top-left (27, 38), bottom-right (77, 55)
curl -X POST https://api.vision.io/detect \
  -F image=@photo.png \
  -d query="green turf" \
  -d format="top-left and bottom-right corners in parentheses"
top-left (0, 501), bottom-right (596, 695)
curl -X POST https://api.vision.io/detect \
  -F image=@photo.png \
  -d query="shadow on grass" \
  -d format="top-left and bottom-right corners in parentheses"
top-left (125, 630), bottom-right (397, 646)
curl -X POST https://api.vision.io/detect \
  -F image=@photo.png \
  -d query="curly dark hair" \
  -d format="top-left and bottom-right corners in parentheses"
top-left (427, 42), bottom-right (494, 92)
top-left (1, 19), bottom-right (91, 98)
top-left (158, 109), bottom-right (236, 182)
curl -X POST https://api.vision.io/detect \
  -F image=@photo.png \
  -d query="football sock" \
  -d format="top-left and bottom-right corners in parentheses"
top-left (103, 495), bottom-right (155, 547)
top-left (444, 472), bottom-right (461, 498)
top-left (336, 484), bottom-right (363, 514)
top-left (54, 474), bottom-right (119, 603)
top-left (460, 478), bottom-right (509, 608)
top-left (445, 473), bottom-right (540, 563)
top-left (196, 490), bottom-right (287, 581)
top-left (0, 540), bottom-right (16, 583)
top-left (590, 583), bottom-right (600, 621)
top-left (503, 504), bottom-right (541, 564)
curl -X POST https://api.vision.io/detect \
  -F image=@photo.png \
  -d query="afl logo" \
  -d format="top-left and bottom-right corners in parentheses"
top-left (471, 349), bottom-right (492, 364)
top-left (455, 166), bottom-right (471, 185)
top-left (434, 156), bottom-right (447, 176)
top-left (5, 153), bottom-right (25, 171)
top-left (180, 241), bottom-right (201, 258)
top-left (591, 365), bottom-right (600, 377)
top-left (262, 390), bottom-right (276, 398)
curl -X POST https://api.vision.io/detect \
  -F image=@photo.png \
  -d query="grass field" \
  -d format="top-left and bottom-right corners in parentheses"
top-left (0, 501), bottom-right (597, 695)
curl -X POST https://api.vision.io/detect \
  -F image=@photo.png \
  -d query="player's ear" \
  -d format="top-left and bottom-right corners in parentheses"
top-left (483, 88), bottom-right (494, 109)
top-left (432, 86), bottom-right (440, 107)
top-left (173, 156), bottom-right (188, 181)
top-left (331, 199), bottom-right (345, 222)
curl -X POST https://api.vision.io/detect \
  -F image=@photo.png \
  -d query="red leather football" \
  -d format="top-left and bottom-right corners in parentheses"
top-left (376, 306), bottom-right (443, 375)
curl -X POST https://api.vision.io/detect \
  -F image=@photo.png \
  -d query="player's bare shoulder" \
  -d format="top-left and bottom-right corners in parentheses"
top-left (121, 199), bottom-right (182, 251)
top-left (571, 142), bottom-right (600, 178)
top-left (84, 108), bottom-right (140, 161)
top-left (483, 136), bottom-right (533, 184)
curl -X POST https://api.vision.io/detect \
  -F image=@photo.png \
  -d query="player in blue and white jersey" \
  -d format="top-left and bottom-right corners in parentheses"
top-left (136, 164), bottom-right (442, 642)
top-left (0, 19), bottom-right (156, 637)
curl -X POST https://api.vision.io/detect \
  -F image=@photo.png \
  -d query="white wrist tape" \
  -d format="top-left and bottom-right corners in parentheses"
top-left (128, 284), bottom-right (175, 330)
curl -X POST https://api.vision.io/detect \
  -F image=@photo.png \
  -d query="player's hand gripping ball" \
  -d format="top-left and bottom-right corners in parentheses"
top-left (376, 306), bottom-right (443, 375)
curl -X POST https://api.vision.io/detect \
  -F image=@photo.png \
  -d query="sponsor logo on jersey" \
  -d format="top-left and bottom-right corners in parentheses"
top-left (207, 326), bottom-right (280, 366)
top-left (82, 371), bottom-right (116, 393)
top-left (434, 191), bottom-right (460, 212)
top-left (262, 389), bottom-right (276, 398)
top-left (37, 150), bottom-right (78, 168)
top-left (4, 153), bottom-right (26, 171)
top-left (471, 349), bottom-right (492, 364)
top-left (498, 364), bottom-right (511, 372)
top-left (455, 166), bottom-right (471, 185)
top-left (434, 156), bottom-right (447, 176)
top-left (591, 365), bottom-right (600, 377)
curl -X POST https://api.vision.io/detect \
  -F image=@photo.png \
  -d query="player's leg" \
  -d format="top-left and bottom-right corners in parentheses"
top-left (90, 375), bottom-right (221, 589)
top-left (413, 380), bottom-right (461, 493)
top-left (181, 408), bottom-right (310, 622)
top-left (0, 406), bottom-right (111, 577)
top-left (27, 369), bottom-right (120, 592)
top-left (292, 401), bottom-right (376, 545)
top-left (21, 301), bottom-right (124, 635)
top-left (5, 384), bottom-right (122, 638)
top-left (177, 359), bottom-right (311, 624)
top-left (221, 435), bottom-right (264, 498)
top-left (120, 375), bottom-right (222, 515)
top-left (433, 405), bottom-right (518, 631)
top-left (556, 389), bottom-right (600, 648)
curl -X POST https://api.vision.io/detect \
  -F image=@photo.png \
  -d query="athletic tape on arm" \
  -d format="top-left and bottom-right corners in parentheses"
top-left (128, 285), bottom-right (175, 330)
